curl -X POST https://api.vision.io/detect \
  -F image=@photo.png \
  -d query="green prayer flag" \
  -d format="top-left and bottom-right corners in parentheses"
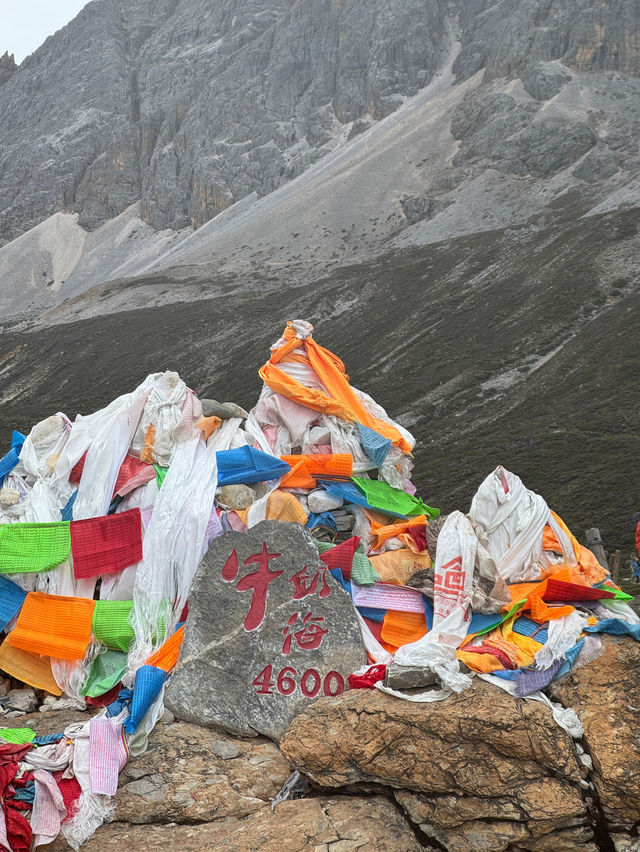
top-left (351, 478), bottom-right (439, 519)
top-left (602, 586), bottom-right (634, 602)
top-left (0, 522), bottom-right (70, 574)
top-left (315, 541), bottom-right (378, 586)
top-left (472, 599), bottom-right (527, 638)
top-left (82, 649), bottom-right (128, 698)
top-left (0, 727), bottom-right (36, 745)
top-left (154, 465), bottom-right (169, 489)
top-left (351, 547), bottom-right (379, 587)
top-left (92, 600), bottom-right (135, 652)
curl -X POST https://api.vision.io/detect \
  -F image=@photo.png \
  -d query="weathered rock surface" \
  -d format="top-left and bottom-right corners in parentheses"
top-left (113, 721), bottom-right (291, 825)
top-left (27, 637), bottom-right (640, 851)
top-left (49, 796), bottom-right (422, 851)
top-left (165, 521), bottom-right (365, 739)
top-left (280, 683), bottom-right (596, 850)
top-left (553, 637), bottom-right (640, 837)
top-left (41, 722), bottom-right (422, 850)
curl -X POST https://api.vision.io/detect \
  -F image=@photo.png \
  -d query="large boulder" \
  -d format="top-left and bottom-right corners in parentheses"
top-left (280, 682), bottom-right (597, 851)
top-left (552, 637), bottom-right (640, 839)
top-left (165, 521), bottom-right (366, 740)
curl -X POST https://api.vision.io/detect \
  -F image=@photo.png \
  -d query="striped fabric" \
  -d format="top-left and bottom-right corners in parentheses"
top-left (89, 717), bottom-right (129, 796)
top-left (31, 768), bottom-right (67, 848)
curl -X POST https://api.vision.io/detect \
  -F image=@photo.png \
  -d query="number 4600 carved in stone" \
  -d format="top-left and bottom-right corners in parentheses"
top-left (252, 665), bottom-right (345, 698)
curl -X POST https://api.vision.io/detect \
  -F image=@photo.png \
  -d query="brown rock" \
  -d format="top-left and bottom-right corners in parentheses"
top-left (552, 635), bottom-right (640, 831)
top-left (280, 684), bottom-right (594, 849)
top-left (115, 722), bottom-right (292, 824)
top-left (396, 782), bottom-right (595, 852)
top-left (48, 796), bottom-right (422, 851)
top-left (280, 683), bottom-right (584, 791)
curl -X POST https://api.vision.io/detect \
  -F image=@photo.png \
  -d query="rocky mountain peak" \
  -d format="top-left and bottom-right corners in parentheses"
top-left (0, 51), bottom-right (17, 86)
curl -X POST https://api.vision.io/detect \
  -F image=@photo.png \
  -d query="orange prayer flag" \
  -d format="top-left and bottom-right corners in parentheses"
top-left (0, 638), bottom-right (62, 695)
top-left (381, 610), bottom-right (427, 648)
top-left (9, 592), bottom-right (95, 660)
top-left (146, 625), bottom-right (185, 672)
top-left (279, 454), bottom-right (353, 490)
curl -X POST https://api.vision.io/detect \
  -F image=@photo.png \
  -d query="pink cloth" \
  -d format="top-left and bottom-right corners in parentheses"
top-left (0, 804), bottom-right (10, 852)
top-left (116, 466), bottom-right (156, 498)
top-left (31, 768), bottom-right (67, 848)
top-left (89, 718), bottom-right (128, 796)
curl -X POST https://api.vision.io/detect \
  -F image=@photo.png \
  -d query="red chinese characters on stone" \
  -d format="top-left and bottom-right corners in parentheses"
top-left (289, 564), bottom-right (331, 600)
top-left (434, 555), bottom-right (466, 620)
top-left (220, 543), bottom-right (284, 631)
top-left (281, 611), bottom-right (329, 655)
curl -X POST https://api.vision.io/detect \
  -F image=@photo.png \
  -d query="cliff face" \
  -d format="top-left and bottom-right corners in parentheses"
top-left (0, 0), bottom-right (450, 241)
top-left (1, 0), bottom-right (639, 246)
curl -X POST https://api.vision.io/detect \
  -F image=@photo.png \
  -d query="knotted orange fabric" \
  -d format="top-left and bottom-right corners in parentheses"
top-left (196, 416), bottom-right (222, 441)
top-left (9, 592), bottom-right (95, 660)
top-left (146, 625), bottom-right (185, 672)
top-left (370, 515), bottom-right (429, 550)
top-left (280, 454), bottom-right (353, 489)
top-left (544, 511), bottom-right (607, 585)
top-left (259, 322), bottom-right (412, 453)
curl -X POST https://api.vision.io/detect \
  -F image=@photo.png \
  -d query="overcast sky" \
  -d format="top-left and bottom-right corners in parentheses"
top-left (2, 0), bottom-right (88, 63)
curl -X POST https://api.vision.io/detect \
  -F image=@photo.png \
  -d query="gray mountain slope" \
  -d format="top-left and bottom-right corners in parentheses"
top-left (2, 0), bottom-right (640, 320)
top-left (1, 201), bottom-right (637, 547)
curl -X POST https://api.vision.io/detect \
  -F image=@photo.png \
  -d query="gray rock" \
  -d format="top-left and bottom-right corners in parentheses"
top-left (0, 0), bottom-right (449, 246)
top-left (400, 197), bottom-right (449, 226)
top-left (521, 62), bottom-right (572, 101)
top-left (384, 665), bottom-right (439, 690)
top-left (217, 484), bottom-right (256, 511)
top-left (200, 400), bottom-right (249, 420)
top-left (573, 148), bottom-right (620, 183)
top-left (385, 662), bottom-right (471, 691)
top-left (165, 520), bottom-right (365, 740)
top-left (452, 89), bottom-right (596, 177)
top-left (208, 739), bottom-right (241, 760)
top-left (0, 52), bottom-right (17, 88)
top-left (3, 687), bottom-right (38, 713)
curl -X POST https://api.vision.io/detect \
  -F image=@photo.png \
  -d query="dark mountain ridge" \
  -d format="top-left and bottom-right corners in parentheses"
top-left (0, 0), bottom-right (638, 550)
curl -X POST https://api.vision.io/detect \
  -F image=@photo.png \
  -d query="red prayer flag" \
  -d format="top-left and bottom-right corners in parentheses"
top-left (319, 536), bottom-right (361, 581)
top-left (70, 509), bottom-right (143, 579)
top-left (543, 579), bottom-right (616, 602)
